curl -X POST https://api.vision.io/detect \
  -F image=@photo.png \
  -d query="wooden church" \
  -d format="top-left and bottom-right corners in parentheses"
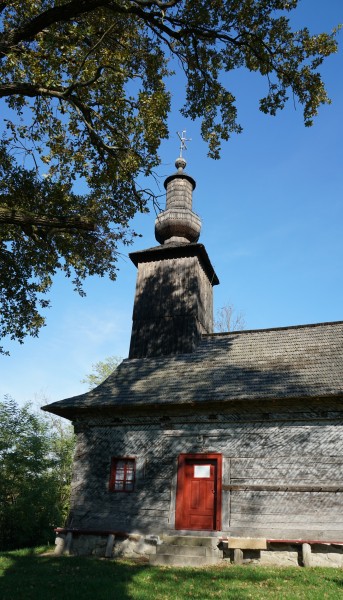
top-left (44, 155), bottom-right (343, 567)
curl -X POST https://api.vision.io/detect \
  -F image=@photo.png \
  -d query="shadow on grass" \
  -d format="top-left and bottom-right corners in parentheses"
top-left (0, 551), bottom-right (138, 600)
top-left (1, 551), bottom-right (343, 600)
top-left (325, 576), bottom-right (343, 588)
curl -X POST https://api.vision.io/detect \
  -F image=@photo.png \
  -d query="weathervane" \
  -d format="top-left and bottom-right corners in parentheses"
top-left (177, 130), bottom-right (191, 158)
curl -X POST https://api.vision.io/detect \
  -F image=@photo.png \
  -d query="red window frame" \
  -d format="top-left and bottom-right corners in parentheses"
top-left (109, 457), bottom-right (136, 492)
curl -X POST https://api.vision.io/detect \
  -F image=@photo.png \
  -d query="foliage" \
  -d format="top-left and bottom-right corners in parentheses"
top-left (81, 355), bottom-right (122, 389)
top-left (0, 1), bottom-right (339, 351)
top-left (44, 411), bottom-right (76, 526)
top-left (0, 144), bottom-right (135, 353)
top-left (214, 302), bottom-right (246, 332)
top-left (0, 396), bottom-right (75, 550)
top-left (1, 552), bottom-right (343, 600)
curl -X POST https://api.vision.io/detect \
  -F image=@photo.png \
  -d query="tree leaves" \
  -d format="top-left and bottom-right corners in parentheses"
top-left (0, 1), bottom-right (339, 350)
top-left (81, 355), bottom-right (122, 389)
top-left (0, 396), bottom-right (75, 550)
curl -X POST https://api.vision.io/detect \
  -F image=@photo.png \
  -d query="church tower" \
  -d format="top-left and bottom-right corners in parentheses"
top-left (129, 154), bottom-right (219, 358)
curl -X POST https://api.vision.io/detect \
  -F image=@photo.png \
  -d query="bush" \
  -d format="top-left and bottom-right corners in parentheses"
top-left (0, 396), bottom-right (75, 550)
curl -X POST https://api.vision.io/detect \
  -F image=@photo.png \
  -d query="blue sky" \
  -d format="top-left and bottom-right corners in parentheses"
top-left (1, 0), bottom-right (342, 407)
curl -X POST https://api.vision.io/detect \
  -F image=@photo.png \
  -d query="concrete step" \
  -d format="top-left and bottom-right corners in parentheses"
top-left (150, 535), bottom-right (223, 567)
top-left (150, 553), bottom-right (221, 567)
top-left (161, 535), bottom-right (218, 548)
top-left (156, 544), bottom-right (207, 557)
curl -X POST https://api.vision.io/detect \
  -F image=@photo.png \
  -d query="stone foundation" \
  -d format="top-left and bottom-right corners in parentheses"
top-left (221, 541), bottom-right (343, 567)
top-left (309, 544), bottom-right (343, 567)
top-left (55, 532), bottom-right (343, 567)
top-left (55, 532), bottom-right (159, 558)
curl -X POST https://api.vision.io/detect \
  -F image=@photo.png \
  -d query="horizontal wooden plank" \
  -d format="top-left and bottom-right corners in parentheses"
top-left (145, 466), bottom-right (175, 479)
top-left (230, 513), bottom-right (343, 525)
top-left (108, 486), bottom-right (171, 498)
top-left (80, 512), bottom-right (170, 529)
top-left (230, 460), bottom-right (343, 485)
top-left (225, 484), bottom-right (343, 492)
top-left (230, 489), bottom-right (343, 499)
top-left (230, 509), bottom-right (343, 519)
top-left (108, 496), bottom-right (170, 510)
top-left (163, 424), bottom-right (343, 457)
top-left (231, 457), bottom-right (343, 469)
top-left (230, 524), bottom-right (343, 532)
top-left (228, 527), bottom-right (343, 542)
top-left (230, 493), bottom-right (343, 514)
top-left (231, 494), bottom-right (343, 505)
top-left (230, 504), bottom-right (343, 516)
top-left (231, 477), bottom-right (343, 485)
top-left (231, 468), bottom-right (343, 480)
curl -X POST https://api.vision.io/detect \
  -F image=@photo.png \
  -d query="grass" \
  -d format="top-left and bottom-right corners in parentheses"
top-left (1, 548), bottom-right (343, 599)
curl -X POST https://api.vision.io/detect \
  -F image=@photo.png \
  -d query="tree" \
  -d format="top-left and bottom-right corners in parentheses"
top-left (81, 355), bottom-right (122, 389)
top-left (44, 411), bottom-right (76, 529)
top-left (0, 1), bottom-right (339, 352)
top-left (0, 396), bottom-right (75, 550)
top-left (214, 302), bottom-right (246, 333)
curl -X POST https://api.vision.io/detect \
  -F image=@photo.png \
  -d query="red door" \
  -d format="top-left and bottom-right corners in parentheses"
top-left (175, 454), bottom-right (222, 531)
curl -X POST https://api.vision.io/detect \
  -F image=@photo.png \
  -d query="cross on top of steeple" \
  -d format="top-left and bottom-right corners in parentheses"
top-left (177, 129), bottom-right (191, 158)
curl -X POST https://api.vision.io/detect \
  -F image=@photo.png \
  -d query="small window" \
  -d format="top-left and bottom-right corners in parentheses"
top-left (194, 465), bottom-right (211, 478)
top-left (109, 458), bottom-right (136, 492)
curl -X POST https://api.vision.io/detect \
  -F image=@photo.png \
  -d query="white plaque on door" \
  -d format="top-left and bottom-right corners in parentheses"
top-left (194, 465), bottom-right (210, 478)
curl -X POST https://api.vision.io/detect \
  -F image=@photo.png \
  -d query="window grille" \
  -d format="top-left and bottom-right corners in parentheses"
top-left (109, 457), bottom-right (135, 492)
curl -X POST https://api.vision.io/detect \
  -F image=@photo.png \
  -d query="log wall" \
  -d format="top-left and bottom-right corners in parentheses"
top-left (69, 400), bottom-right (343, 541)
top-left (129, 254), bottom-right (213, 357)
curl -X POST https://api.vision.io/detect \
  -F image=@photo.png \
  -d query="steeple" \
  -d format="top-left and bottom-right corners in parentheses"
top-left (155, 157), bottom-right (201, 245)
top-left (128, 148), bottom-right (219, 359)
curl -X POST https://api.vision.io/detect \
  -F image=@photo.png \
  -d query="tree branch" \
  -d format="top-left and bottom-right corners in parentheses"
top-left (70, 23), bottom-right (117, 87)
top-left (67, 96), bottom-right (123, 155)
top-left (0, 81), bottom-right (126, 156)
top-left (0, 82), bottom-right (65, 99)
top-left (0, 0), bottom-right (180, 58)
top-left (0, 3), bottom-right (9, 16)
top-left (0, 0), bottom-right (111, 57)
top-left (132, 0), bottom-right (181, 8)
top-left (0, 207), bottom-right (95, 232)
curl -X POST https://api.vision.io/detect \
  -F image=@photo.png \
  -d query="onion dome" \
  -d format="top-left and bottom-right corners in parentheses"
top-left (155, 158), bottom-right (201, 244)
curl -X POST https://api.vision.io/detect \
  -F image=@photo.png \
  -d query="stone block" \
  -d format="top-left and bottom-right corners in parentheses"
top-left (144, 534), bottom-right (161, 546)
top-left (105, 534), bottom-right (115, 558)
top-left (302, 543), bottom-right (312, 567)
top-left (54, 534), bottom-right (66, 556)
top-left (260, 550), bottom-right (299, 567)
top-left (310, 544), bottom-right (343, 567)
top-left (149, 554), bottom-right (221, 567)
top-left (157, 544), bottom-right (207, 557)
top-left (234, 548), bottom-right (243, 565)
top-left (64, 531), bottom-right (73, 555)
top-left (162, 536), bottom-right (218, 549)
top-left (227, 537), bottom-right (267, 550)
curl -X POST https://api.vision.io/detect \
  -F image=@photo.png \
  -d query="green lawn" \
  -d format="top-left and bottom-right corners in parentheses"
top-left (1, 548), bottom-right (343, 600)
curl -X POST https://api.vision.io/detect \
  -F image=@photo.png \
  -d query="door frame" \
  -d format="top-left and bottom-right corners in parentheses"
top-left (175, 453), bottom-right (222, 531)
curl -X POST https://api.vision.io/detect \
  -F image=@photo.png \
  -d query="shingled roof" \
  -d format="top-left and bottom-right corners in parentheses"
top-left (43, 321), bottom-right (343, 418)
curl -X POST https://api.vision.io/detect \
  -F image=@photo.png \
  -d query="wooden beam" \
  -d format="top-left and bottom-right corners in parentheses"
top-left (223, 484), bottom-right (343, 493)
